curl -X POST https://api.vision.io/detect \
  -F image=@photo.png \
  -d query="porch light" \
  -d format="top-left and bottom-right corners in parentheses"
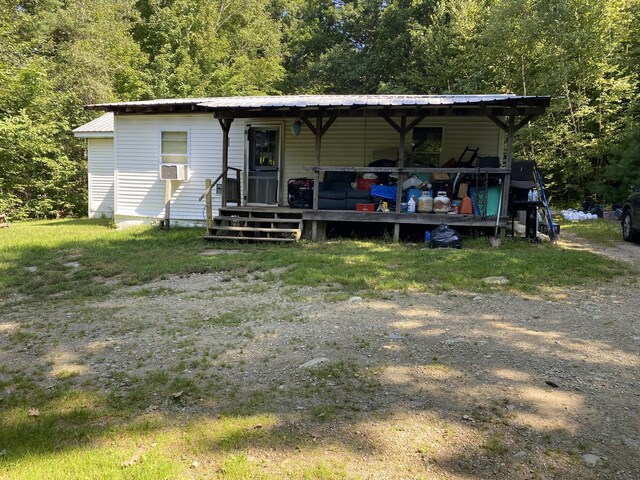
top-left (291, 120), bottom-right (302, 137)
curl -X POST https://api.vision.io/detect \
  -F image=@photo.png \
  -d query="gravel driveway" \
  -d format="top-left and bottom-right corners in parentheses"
top-left (2, 238), bottom-right (639, 479)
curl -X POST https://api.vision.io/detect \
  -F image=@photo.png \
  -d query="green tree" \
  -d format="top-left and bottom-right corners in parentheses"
top-left (133, 0), bottom-right (284, 97)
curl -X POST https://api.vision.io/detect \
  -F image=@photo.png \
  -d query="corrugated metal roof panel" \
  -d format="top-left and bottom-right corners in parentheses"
top-left (85, 94), bottom-right (550, 112)
top-left (73, 112), bottom-right (114, 134)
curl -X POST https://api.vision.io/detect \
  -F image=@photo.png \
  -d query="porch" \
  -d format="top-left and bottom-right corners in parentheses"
top-left (204, 205), bottom-right (509, 242)
top-left (196, 95), bottom-right (548, 242)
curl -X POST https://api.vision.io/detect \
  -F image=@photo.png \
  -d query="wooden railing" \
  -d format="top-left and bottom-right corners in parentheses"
top-left (200, 166), bottom-right (242, 228)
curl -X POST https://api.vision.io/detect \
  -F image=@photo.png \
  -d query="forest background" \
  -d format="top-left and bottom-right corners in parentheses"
top-left (1, 0), bottom-right (639, 219)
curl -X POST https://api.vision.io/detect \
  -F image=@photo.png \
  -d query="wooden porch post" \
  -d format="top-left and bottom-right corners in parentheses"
top-left (489, 112), bottom-right (537, 221)
top-left (381, 113), bottom-right (426, 242)
top-left (313, 112), bottom-right (322, 240)
top-left (394, 116), bottom-right (407, 242)
top-left (205, 178), bottom-right (212, 229)
top-left (502, 115), bottom-right (515, 219)
top-left (218, 119), bottom-right (233, 208)
top-left (301, 111), bottom-right (337, 240)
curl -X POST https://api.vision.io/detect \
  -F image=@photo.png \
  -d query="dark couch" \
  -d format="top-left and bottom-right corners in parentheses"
top-left (318, 171), bottom-right (372, 210)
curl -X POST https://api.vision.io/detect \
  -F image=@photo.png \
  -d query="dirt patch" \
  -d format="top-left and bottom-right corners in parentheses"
top-left (559, 231), bottom-right (640, 265)
top-left (1, 246), bottom-right (639, 479)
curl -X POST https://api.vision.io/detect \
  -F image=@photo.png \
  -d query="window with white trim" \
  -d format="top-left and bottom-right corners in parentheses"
top-left (161, 131), bottom-right (188, 164)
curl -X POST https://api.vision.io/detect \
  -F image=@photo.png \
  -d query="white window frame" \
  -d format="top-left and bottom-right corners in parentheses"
top-left (160, 130), bottom-right (190, 165)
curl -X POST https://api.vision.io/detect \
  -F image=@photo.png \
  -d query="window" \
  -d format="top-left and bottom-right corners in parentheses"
top-left (411, 127), bottom-right (443, 167)
top-left (161, 131), bottom-right (188, 164)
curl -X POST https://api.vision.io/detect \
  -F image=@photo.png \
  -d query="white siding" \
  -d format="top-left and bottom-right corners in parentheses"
top-left (279, 116), bottom-right (503, 205)
top-left (87, 138), bottom-right (115, 218)
top-left (114, 113), bottom-right (238, 221)
top-left (112, 113), bottom-right (503, 220)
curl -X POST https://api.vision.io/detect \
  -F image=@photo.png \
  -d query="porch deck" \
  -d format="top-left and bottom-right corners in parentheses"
top-left (226, 206), bottom-right (505, 227)
top-left (206, 206), bottom-right (506, 241)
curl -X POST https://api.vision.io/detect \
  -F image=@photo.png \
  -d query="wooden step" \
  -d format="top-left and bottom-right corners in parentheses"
top-left (210, 225), bottom-right (300, 234)
top-left (214, 216), bottom-right (302, 224)
top-left (203, 235), bottom-right (297, 242)
top-left (205, 207), bottom-right (303, 243)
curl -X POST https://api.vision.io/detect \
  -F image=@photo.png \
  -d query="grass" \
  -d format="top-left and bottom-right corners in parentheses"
top-left (557, 218), bottom-right (623, 246)
top-left (0, 219), bottom-right (631, 306)
top-left (0, 218), bottom-right (635, 479)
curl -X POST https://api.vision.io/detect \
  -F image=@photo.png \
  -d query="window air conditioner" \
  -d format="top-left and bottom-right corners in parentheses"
top-left (159, 164), bottom-right (189, 181)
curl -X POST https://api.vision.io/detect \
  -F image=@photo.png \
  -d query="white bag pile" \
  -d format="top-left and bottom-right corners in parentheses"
top-left (561, 208), bottom-right (599, 221)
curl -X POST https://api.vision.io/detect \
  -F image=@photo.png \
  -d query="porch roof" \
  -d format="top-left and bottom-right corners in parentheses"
top-left (86, 94), bottom-right (550, 117)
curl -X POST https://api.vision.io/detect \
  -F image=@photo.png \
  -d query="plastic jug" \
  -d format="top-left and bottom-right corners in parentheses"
top-left (460, 195), bottom-right (473, 215)
top-left (433, 191), bottom-right (451, 213)
top-left (407, 195), bottom-right (416, 213)
top-left (416, 192), bottom-right (433, 213)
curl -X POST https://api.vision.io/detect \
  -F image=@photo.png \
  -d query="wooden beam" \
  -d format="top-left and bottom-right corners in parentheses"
top-left (300, 116), bottom-right (317, 136)
top-left (514, 114), bottom-right (537, 132)
top-left (218, 118), bottom-right (233, 208)
top-left (405, 114), bottom-right (426, 132)
top-left (501, 115), bottom-right (516, 219)
top-left (382, 115), bottom-right (402, 134)
top-left (489, 114), bottom-right (508, 132)
top-left (320, 115), bottom-right (337, 137)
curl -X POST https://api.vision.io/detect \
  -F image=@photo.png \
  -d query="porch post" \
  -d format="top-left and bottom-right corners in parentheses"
top-left (394, 116), bottom-right (407, 242)
top-left (502, 115), bottom-right (515, 219)
top-left (301, 111), bottom-right (336, 241)
top-left (313, 112), bottom-right (322, 240)
top-left (218, 119), bottom-right (233, 208)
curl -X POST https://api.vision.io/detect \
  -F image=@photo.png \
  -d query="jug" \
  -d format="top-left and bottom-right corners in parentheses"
top-left (416, 192), bottom-right (433, 213)
top-left (433, 191), bottom-right (451, 213)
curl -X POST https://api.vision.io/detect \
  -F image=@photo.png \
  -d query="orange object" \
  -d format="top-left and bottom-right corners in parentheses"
top-left (460, 195), bottom-right (473, 215)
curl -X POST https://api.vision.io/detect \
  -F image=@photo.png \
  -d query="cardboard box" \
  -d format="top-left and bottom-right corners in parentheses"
top-left (431, 172), bottom-right (450, 181)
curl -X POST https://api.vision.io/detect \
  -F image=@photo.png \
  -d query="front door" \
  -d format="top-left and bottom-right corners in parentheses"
top-left (247, 126), bottom-right (280, 205)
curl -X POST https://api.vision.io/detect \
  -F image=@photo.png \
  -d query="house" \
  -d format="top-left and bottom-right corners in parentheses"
top-left (73, 94), bottom-right (550, 240)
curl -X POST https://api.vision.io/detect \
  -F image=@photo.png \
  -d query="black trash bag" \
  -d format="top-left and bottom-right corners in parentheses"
top-left (430, 223), bottom-right (462, 249)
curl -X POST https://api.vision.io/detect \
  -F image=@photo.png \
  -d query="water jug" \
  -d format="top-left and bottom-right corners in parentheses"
top-left (407, 195), bottom-right (416, 213)
top-left (416, 192), bottom-right (433, 213)
top-left (433, 191), bottom-right (451, 213)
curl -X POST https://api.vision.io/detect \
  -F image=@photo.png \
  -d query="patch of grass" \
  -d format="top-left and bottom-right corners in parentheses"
top-left (1, 220), bottom-right (631, 306)
top-left (558, 218), bottom-right (622, 245)
top-left (482, 433), bottom-right (509, 456)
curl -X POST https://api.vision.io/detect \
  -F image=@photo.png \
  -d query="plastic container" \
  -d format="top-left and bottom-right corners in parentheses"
top-left (416, 192), bottom-right (433, 213)
top-left (433, 191), bottom-right (451, 213)
top-left (407, 196), bottom-right (416, 213)
top-left (460, 195), bottom-right (473, 215)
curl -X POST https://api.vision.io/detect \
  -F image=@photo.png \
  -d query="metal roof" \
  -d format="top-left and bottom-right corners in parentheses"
top-left (85, 94), bottom-right (551, 115)
top-left (73, 112), bottom-right (114, 137)
top-left (198, 94), bottom-right (531, 109)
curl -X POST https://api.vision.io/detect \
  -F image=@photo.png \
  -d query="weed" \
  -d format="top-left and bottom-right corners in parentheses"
top-left (483, 433), bottom-right (509, 455)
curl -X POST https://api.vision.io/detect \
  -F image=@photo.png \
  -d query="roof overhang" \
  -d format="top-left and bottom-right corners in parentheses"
top-left (85, 95), bottom-right (551, 119)
top-left (72, 112), bottom-right (114, 138)
top-left (73, 132), bottom-right (114, 139)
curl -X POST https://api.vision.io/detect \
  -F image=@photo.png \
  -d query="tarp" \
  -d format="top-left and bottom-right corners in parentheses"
top-left (371, 185), bottom-right (398, 202)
